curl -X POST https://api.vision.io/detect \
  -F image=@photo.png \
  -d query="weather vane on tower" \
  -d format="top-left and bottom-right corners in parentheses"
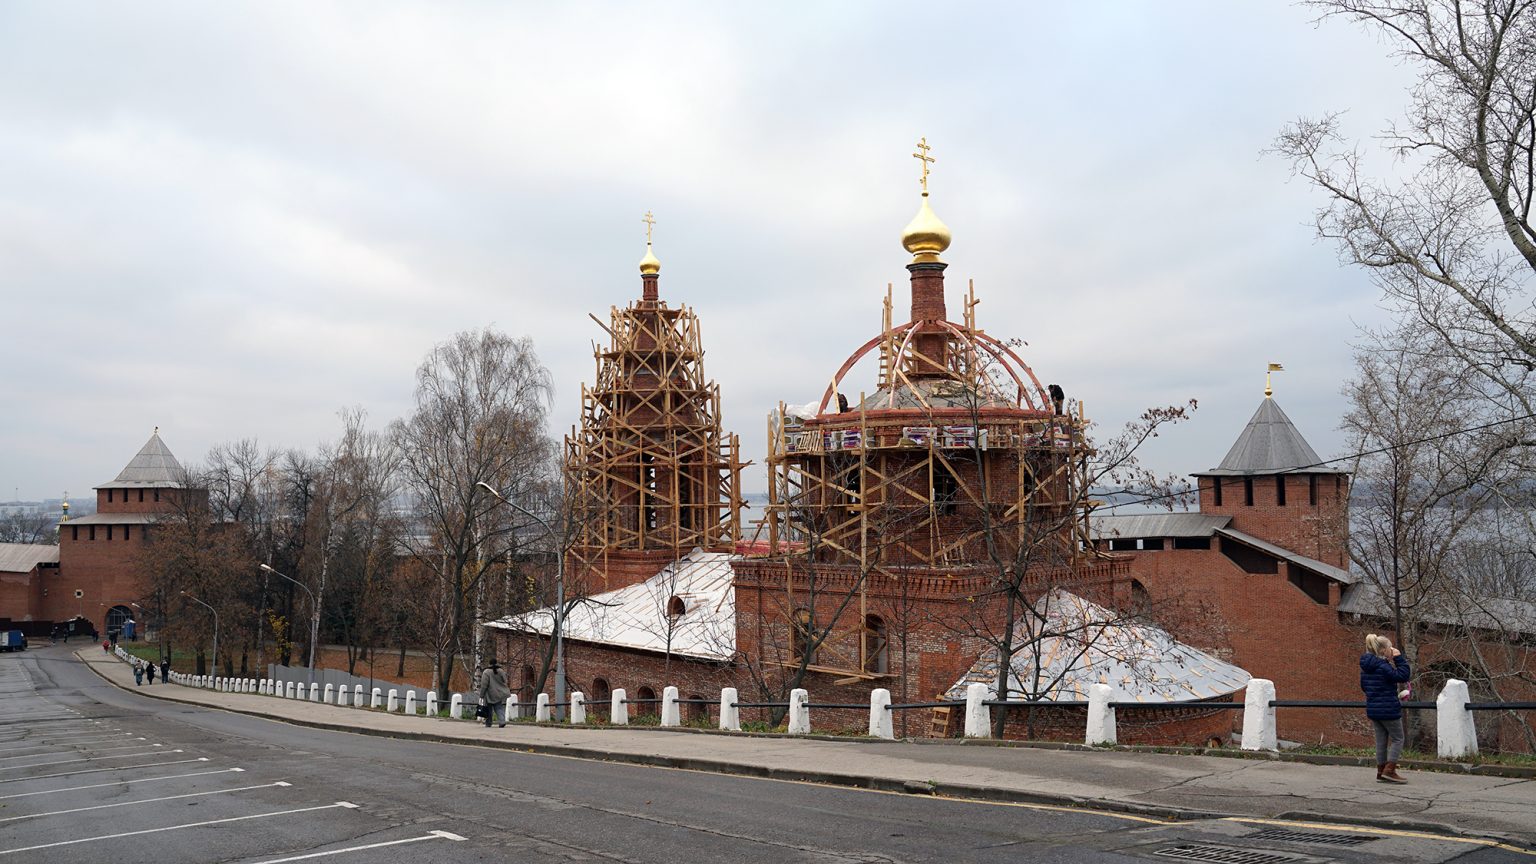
top-left (912, 137), bottom-right (935, 194)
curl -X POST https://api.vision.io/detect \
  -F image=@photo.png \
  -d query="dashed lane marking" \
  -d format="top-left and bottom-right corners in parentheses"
top-left (249, 829), bottom-right (468, 863)
top-left (0, 767), bottom-right (245, 800)
top-left (0, 756), bottom-right (210, 784)
top-left (0, 781), bottom-right (294, 823)
top-left (0, 801), bottom-right (362, 856)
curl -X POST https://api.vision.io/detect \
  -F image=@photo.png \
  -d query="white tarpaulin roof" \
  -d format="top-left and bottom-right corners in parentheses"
top-left (482, 549), bottom-right (736, 661)
top-left (945, 589), bottom-right (1251, 703)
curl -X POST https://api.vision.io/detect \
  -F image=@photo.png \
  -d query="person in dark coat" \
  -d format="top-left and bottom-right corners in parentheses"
top-left (132, 659), bottom-right (144, 686)
top-left (477, 660), bottom-right (511, 728)
top-left (145, 661), bottom-right (156, 684)
top-left (160, 659), bottom-right (170, 682)
top-left (1359, 633), bottom-right (1412, 783)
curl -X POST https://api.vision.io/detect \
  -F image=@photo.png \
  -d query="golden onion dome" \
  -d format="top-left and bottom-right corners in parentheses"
top-left (638, 242), bottom-right (661, 275)
top-left (901, 191), bottom-right (951, 263)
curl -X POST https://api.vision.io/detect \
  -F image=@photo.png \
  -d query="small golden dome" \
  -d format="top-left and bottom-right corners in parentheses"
top-left (639, 243), bottom-right (661, 275)
top-left (901, 192), bottom-right (951, 263)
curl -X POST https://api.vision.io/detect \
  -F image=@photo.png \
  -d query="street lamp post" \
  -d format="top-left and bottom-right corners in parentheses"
top-left (258, 564), bottom-right (318, 685)
top-left (477, 481), bottom-right (565, 720)
top-left (180, 591), bottom-right (219, 678)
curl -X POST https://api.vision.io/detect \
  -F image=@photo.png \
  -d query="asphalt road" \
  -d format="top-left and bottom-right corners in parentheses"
top-left (0, 643), bottom-right (1528, 864)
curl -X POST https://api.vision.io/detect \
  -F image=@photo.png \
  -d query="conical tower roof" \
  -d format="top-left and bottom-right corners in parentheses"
top-left (97, 430), bottom-right (186, 489)
top-left (1194, 398), bottom-right (1345, 476)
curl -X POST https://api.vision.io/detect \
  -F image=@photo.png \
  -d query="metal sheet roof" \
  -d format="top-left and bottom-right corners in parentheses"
top-left (1193, 398), bottom-right (1345, 476)
top-left (1338, 582), bottom-right (1536, 634)
top-left (0, 544), bottom-right (59, 573)
top-left (483, 549), bottom-right (736, 661)
top-left (63, 513), bottom-right (159, 525)
top-left (1215, 527), bottom-right (1356, 584)
top-left (1091, 513), bottom-right (1230, 539)
top-left (945, 589), bottom-right (1251, 702)
top-left (98, 431), bottom-right (186, 489)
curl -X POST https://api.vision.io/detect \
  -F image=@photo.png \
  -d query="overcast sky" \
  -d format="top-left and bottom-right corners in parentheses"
top-left (1, 2), bottom-right (1415, 503)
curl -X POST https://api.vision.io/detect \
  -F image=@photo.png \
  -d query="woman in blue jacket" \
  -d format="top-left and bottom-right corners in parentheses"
top-left (1360, 633), bottom-right (1412, 783)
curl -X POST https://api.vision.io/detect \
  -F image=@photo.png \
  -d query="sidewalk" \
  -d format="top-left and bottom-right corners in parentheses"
top-left (77, 650), bottom-right (1535, 845)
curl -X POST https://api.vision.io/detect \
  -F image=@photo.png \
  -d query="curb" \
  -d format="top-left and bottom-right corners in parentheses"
top-left (77, 654), bottom-right (1534, 848)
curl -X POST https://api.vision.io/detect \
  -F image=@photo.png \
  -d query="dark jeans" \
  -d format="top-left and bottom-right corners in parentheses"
top-left (483, 702), bottom-right (506, 726)
top-left (1371, 717), bottom-right (1404, 763)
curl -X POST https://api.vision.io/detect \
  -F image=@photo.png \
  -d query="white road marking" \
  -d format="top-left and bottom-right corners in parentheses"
top-left (0, 732), bottom-right (129, 746)
top-left (0, 767), bottom-right (245, 800)
top-left (0, 781), bottom-right (293, 823)
top-left (0, 756), bottom-right (210, 784)
top-left (0, 748), bottom-right (180, 771)
top-left (0, 801), bottom-right (362, 856)
top-left (0, 734), bottom-right (136, 752)
top-left (0, 742), bottom-right (156, 760)
top-left (250, 830), bottom-right (467, 863)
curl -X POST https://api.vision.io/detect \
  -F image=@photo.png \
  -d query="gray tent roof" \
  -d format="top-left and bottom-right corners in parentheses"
top-left (98, 431), bottom-right (185, 489)
top-left (1193, 398), bottom-right (1345, 476)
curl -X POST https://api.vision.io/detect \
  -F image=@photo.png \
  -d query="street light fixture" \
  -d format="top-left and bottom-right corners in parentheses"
top-left (257, 563), bottom-right (318, 685)
top-left (180, 591), bottom-right (219, 677)
top-left (476, 480), bottom-right (565, 720)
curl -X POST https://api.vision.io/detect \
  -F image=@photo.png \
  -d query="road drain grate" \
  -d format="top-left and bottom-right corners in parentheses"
top-left (1247, 829), bottom-right (1375, 847)
top-left (1153, 845), bottom-right (1306, 864)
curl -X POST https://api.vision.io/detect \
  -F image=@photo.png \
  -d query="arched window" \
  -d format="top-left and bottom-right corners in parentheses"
top-left (105, 605), bottom-right (134, 639)
top-left (863, 614), bottom-right (889, 674)
top-left (667, 596), bottom-right (686, 618)
top-left (635, 686), bottom-right (657, 716)
top-left (592, 677), bottom-right (611, 706)
top-left (791, 608), bottom-right (815, 664)
top-left (685, 693), bottom-right (707, 724)
top-left (1130, 578), bottom-right (1152, 609)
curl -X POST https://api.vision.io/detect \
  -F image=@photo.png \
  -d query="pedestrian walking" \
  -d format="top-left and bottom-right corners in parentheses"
top-left (132, 659), bottom-right (144, 686)
top-left (146, 661), bottom-right (156, 684)
top-left (1360, 633), bottom-right (1412, 784)
top-left (160, 659), bottom-right (170, 682)
top-left (477, 659), bottom-right (511, 728)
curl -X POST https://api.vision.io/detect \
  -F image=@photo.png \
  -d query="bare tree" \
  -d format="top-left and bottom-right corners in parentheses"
top-left (393, 328), bottom-right (556, 691)
top-left (0, 509), bottom-right (55, 544)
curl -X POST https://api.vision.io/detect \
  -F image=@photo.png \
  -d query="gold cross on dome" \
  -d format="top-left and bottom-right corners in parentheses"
top-left (912, 137), bottom-right (935, 193)
top-left (642, 211), bottom-right (656, 244)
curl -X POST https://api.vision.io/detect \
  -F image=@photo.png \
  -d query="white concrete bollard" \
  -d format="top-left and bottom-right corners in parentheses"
top-left (1086, 682), bottom-right (1116, 745)
top-left (787, 688), bottom-right (810, 735)
top-left (386, 689), bottom-right (399, 712)
top-left (405, 691), bottom-right (417, 715)
top-left (353, 684), bottom-right (363, 707)
top-left (450, 694), bottom-right (464, 720)
top-left (570, 692), bottom-right (586, 724)
top-left (964, 682), bottom-right (991, 738)
top-left (336, 685), bottom-right (348, 706)
top-left (611, 688), bottom-right (629, 725)
top-left (1240, 678), bottom-right (1278, 752)
top-left (426, 691), bottom-right (438, 716)
top-left (1437, 679), bottom-right (1479, 759)
top-left (661, 686), bottom-right (681, 727)
top-left (309, 683), bottom-right (320, 702)
top-left (536, 693), bottom-right (551, 722)
top-left (371, 687), bottom-right (382, 709)
top-left (507, 695), bottom-right (518, 720)
top-left (323, 684), bottom-right (334, 703)
top-left (285, 681), bottom-right (296, 699)
top-left (869, 688), bottom-right (893, 739)
top-left (719, 687), bottom-right (740, 732)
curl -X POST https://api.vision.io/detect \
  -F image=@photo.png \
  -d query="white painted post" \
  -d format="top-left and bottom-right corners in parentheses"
top-left (964, 682), bottom-right (991, 739)
top-left (1086, 682), bottom-right (1116, 745)
top-left (869, 688), bottom-right (893, 739)
top-left (1436, 679), bottom-right (1479, 759)
top-left (426, 691), bottom-right (437, 716)
top-left (787, 688), bottom-right (810, 735)
top-left (405, 691), bottom-right (417, 715)
top-left (610, 688), bottom-right (629, 725)
top-left (353, 684), bottom-right (364, 707)
top-left (1240, 678), bottom-right (1278, 752)
top-left (336, 685), bottom-right (348, 706)
top-left (719, 687), bottom-right (740, 732)
top-left (323, 684), bottom-right (334, 704)
top-left (536, 693), bottom-right (551, 722)
top-left (371, 687), bottom-right (382, 709)
top-left (386, 689), bottom-right (399, 712)
top-left (507, 694), bottom-right (519, 720)
top-left (570, 692), bottom-right (586, 724)
top-left (447, 693), bottom-right (462, 719)
top-left (285, 681), bottom-right (296, 699)
top-left (309, 683), bottom-right (320, 702)
top-left (661, 686), bottom-right (681, 727)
